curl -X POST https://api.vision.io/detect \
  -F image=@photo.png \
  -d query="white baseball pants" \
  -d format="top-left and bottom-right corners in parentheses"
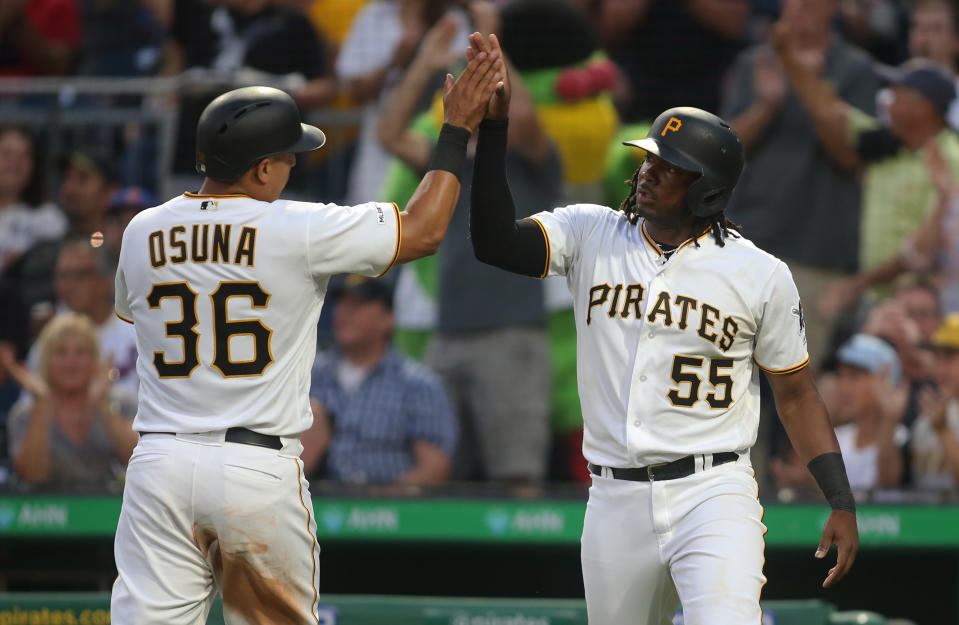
top-left (111, 432), bottom-right (320, 625)
top-left (581, 460), bottom-right (766, 625)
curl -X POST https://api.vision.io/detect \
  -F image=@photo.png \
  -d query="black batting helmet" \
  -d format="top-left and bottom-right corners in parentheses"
top-left (624, 107), bottom-right (744, 218)
top-left (195, 86), bottom-right (326, 182)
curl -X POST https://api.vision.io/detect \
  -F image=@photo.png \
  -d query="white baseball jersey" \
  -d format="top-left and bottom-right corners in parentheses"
top-left (529, 204), bottom-right (808, 467)
top-left (114, 192), bottom-right (400, 436)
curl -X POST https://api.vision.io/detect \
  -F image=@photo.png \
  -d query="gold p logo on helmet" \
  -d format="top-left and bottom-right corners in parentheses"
top-left (661, 117), bottom-right (682, 136)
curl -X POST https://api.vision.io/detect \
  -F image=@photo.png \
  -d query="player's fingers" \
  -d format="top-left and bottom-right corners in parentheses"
top-left (457, 49), bottom-right (489, 84)
top-left (823, 549), bottom-right (852, 588)
top-left (463, 48), bottom-right (489, 72)
top-left (465, 50), bottom-right (501, 93)
top-left (467, 32), bottom-right (487, 60)
top-left (469, 42), bottom-right (499, 74)
top-left (471, 30), bottom-right (492, 54)
top-left (466, 38), bottom-right (486, 66)
top-left (475, 51), bottom-right (503, 83)
top-left (444, 73), bottom-right (454, 95)
top-left (489, 36), bottom-right (510, 84)
top-left (483, 74), bottom-right (505, 100)
top-left (823, 567), bottom-right (839, 588)
top-left (473, 57), bottom-right (504, 97)
top-left (838, 536), bottom-right (857, 576)
top-left (821, 521), bottom-right (855, 587)
top-left (814, 527), bottom-right (832, 559)
top-left (470, 52), bottom-right (499, 87)
top-left (493, 53), bottom-right (507, 75)
top-left (826, 551), bottom-right (847, 587)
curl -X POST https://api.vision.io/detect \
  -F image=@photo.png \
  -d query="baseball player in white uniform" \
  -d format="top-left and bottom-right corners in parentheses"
top-left (466, 35), bottom-right (859, 625)
top-left (111, 36), bottom-right (504, 625)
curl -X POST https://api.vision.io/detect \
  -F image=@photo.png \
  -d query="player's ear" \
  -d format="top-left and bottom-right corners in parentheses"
top-left (252, 157), bottom-right (271, 185)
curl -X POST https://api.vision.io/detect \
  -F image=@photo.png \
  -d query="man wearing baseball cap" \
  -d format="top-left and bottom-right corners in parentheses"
top-left (776, 29), bottom-right (959, 311)
top-left (304, 274), bottom-right (458, 485)
top-left (846, 58), bottom-right (958, 279)
top-left (832, 333), bottom-right (908, 490)
top-left (836, 333), bottom-right (903, 387)
top-left (875, 59), bottom-right (956, 122)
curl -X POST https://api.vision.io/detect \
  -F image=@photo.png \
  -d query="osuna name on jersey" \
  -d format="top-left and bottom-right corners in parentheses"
top-left (115, 192), bottom-right (400, 437)
top-left (144, 222), bottom-right (258, 268)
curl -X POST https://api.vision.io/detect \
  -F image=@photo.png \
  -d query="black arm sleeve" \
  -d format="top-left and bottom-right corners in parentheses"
top-left (807, 452), bottom-right (856, 513)
top-left (470, 118), bottom-right (549, 278)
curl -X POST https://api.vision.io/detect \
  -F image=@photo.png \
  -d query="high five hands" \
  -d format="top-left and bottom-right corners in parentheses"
top-left (466, 32), bottom-right (510, 120)
top-left (442, 32), bottom-right (506, 133)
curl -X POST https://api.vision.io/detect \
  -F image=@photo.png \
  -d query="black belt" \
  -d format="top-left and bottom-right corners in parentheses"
top-left (588, 452), bottom-right (739, 482)
top-left (139, 427), bottom-right (283, 451)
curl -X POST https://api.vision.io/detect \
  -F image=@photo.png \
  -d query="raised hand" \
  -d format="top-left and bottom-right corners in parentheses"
top-left (442, 34), bottom-right (503, 133)
top-left (770, 3), bottom-right (825, 75)
top-left (392, 1), bottom-right (428, 70)
top-left (417, 15), bottom-right (461, 73)
top-left (466, 32), bottom-right (509, 120)
top-left (919, 385), bottom-right (950, 431)
top-left (864, 300), bottom-right (922, 355)
top-left (88, 355), bottom-right (119, 410)
top-left (468, 0), bottom-right (501, 37)
top-left (873, 364), bottom-right (909, 427)
top-left (754, 47), bottom-right (786, 109)
top-left (817, 275), bottom-right (865, 319)
top-left (0, 344), bottom-right (50, 399)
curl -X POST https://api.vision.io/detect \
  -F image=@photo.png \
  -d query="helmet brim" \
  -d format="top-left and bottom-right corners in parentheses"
top-left (292, 123), bottom-right (326, 153)
top-left (623, 138), bottom-right (702, 175)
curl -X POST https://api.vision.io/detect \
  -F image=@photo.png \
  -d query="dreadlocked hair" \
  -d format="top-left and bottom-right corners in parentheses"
top-left (619, 169), bottom-right (743, 246)
top-left (693, 213), bottom-right (743, 248)
top-left (619, 168), bottom-right (642, 225)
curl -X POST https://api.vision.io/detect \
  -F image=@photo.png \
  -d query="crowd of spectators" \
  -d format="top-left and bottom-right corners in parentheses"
top-left (1, 0), bottom-right (958, 501)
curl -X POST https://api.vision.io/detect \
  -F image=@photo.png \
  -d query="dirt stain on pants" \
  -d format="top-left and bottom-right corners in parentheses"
top-left (195, 526), bottom-right (310, 625)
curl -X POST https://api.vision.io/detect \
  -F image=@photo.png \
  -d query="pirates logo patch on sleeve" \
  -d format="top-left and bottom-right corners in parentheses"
top-left (791, 300), bottom-right (807, 345)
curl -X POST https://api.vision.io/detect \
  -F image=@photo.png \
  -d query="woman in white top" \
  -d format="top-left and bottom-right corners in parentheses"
top-left (832, 334), bottom-right (909, 489)
top-left (0, 126), bottom-right (66, 272)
